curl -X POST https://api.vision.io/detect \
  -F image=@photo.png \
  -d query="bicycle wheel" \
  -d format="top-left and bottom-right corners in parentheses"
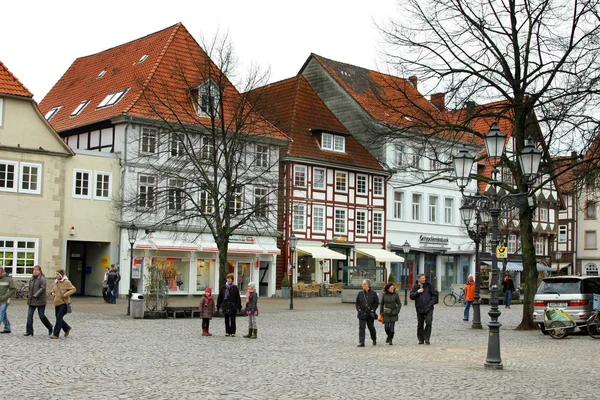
top-left (443, 293), bottom-right (457, 307)
top-left (587, 315), bottom-right (600, 339)
top-left (547, 321), bottom-right (569, 339)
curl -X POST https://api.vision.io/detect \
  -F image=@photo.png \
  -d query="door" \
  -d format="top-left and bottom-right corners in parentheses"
top-left (258, 262), bottom-right (269, 296)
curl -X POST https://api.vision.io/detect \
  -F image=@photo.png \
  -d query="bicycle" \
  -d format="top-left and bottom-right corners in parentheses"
top-left (586, 299), bottom-right (600, 339)
top-left (15, 281), bottom-right (29, 299)
top-left (443, 287), bottom-right (466, 307)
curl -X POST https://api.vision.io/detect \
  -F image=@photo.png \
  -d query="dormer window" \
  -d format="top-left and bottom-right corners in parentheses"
top-left (197, 81), bottom-right (220, 118)
top-left (45, 106), bottom-right (62, 121)
top-left (321, 133), bottom-right (345, 153)
top-left (97, 88), bottom-right (129, 109)
top-left (70, 100), bottom-right (90, 117)
top-left (97, 70), bottom-right (106, 79)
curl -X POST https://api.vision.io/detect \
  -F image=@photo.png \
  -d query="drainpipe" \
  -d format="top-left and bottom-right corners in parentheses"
top-left (119, 114), bottom-right (134, 291)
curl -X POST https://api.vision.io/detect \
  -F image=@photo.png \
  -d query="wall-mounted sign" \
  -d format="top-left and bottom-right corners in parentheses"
top-left (101, 256), bottom-right (110, 269)
top-left (230, 236), bottom-right (255, 243)
top-left (419, 235), bottom-right (449, 244)
top-left (333, 237), bottom-right (347, 243)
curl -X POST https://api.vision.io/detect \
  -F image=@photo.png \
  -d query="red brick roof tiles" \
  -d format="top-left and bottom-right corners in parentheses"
top-left (0, 61), bottom-right (33, 98)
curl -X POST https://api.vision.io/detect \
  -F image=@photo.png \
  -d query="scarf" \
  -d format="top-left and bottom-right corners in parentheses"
top-left (245, 287), bottom-right (255, 304)
top-left (204, 294), bottom-right (213, 306)
top-left (224, 283), bottom-right (232, 299)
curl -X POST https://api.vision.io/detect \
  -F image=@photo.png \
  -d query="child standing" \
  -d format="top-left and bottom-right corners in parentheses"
top-left (243, 282), bottom-right (258, 339)
top-left (199, 287), bottom-right (215, 336)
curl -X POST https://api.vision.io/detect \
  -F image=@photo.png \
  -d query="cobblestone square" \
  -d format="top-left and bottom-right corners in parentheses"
top-left (2, 297), bottom-right (597, 399)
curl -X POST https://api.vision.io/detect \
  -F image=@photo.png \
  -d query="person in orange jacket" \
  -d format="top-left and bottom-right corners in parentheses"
top-left (463, 274), bottom-right (476, 321)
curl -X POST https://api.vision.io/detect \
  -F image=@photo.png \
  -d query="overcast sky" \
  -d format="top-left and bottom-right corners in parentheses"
top-left (2, 0), bottom-right (400, 101)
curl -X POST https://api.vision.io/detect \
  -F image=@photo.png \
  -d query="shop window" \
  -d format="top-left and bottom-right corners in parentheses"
top-left (196, 258), bottom-right (216, 291)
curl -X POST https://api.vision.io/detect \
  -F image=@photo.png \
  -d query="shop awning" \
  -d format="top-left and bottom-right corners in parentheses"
top-left (355, 247), bottom-right (404, 262)
top-left (504, 262), bottom-right (553, 272)
top-left (296, 245), bottom-right (347, 260)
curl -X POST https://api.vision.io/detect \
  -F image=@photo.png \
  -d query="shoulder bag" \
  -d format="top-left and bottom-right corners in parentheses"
top-left (55, 282), bottom-right (73, 313)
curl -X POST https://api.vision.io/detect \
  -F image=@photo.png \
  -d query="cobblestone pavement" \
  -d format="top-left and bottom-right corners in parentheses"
top-left (2, 296), bottom-right (598, 399)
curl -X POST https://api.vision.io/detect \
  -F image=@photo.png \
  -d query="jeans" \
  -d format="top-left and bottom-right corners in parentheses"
top-left (224, 314), bottom-right (237, 335)
top-left (0, 303), bottom-right (10, 332)
top-left (26, 305), bottom-right (53, 334)
top-left (504, 290), bottom-right (513, 307)
top-left (248, 314), bottom-right (257, 330)
top-left (358, 317), bottom-right (377, 344)
top-left (102, 287), bottom-right (109, 302)
top-left (108, 286), bottom-right (117, 304)
top-left (464, 301), bottom-right (473, 320)
top-left (53, 304), bottom-right (71, 337)
top-left (417, 309), bottom-right (434, 342)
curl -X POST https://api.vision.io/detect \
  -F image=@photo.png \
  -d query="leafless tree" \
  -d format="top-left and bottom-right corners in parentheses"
top-left (376, 0), bottom-right (600, 329)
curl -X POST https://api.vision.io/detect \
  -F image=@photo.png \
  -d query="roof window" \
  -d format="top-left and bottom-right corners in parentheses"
top-left (97, 89), bottom-right (129, 109)
top-left (138, 54), bottom-right (149, 63)
top-left (70, 100), bottom-right (90, 117)
top-left (45, 106), bottom-right (62, 121)
top-left (97, 70), bottom-right (106, 79)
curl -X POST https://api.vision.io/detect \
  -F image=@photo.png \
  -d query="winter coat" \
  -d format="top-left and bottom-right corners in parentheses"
top-left (410, 281), bottom-right (438, 314)
top-left (217, 284), bottom-right (241, 315)
top-left (199, 295), bottom-right (216, 319)
top-left (464, 281), bottom-right (476, 302)
top-left (106, 270), bottom-right (120, 288)
top-left (245, 291), bottom-right (258, 315)
top-left (379, 290), bottom-right (402, 323)
top-left (355, 289), bottom-right (379, 320)
top-left (0, 274), bottom-right (16, 304)
top-left (52, 279), bottom-right (76, 306)
top-left (502, 278), bottom-right (515, 292)
top-left (27, 274), bottom-right (48, 307)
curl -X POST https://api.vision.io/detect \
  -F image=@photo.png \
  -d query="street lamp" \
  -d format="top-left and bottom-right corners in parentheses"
top-left (288, 234), bottom-right (298, 310)
top-left (453, 122), bottom-right (542, 370)
top-left (402, 240), bottom-right (411, 306)
top-left (126, 223), bottom-right (139, 316)
top-left (460, 198), bottom-right (489, 330)
top-left (555, 250), bottom-right (563, 275)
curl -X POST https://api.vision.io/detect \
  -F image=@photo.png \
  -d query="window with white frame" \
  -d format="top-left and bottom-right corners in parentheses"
top-left (44, 106), bottom-right (61, 121)
top-left (294, 165), bottom-right (307, 187)
top-left (141, 127), bottom-right (158, 154)
top-left (508, 234), bottom-right (517, 253)
top-left (200, 136), bottom-right (213, 161)
top-left (334, 208), bottom-right (347, 234)
top-left (322, 133), bottom-right (333, 150)
top-left (94, 172), bottom-right (112, 200)
top-left (535, 236), bottom-right (544, 255)
top-left (255, 144), bottom-right (269, 168)
top-left (18, 163), bottom-right (41, 195)
top-left (97, 88), bottom-right (128, 108)
top-left (394, 191), bottom-right (403, 219)
top-left (230, 186), bottom-right (243, 216)
top-left (586, 201), bottom-right (597, 219)
top-left (292, 203), bottom-right (306, 231)
top-left (197, 81), bottom-right (220, 118)
top-left (394, 144), bottom-right (405, 166)
top-left (138, 175), bottom-right (156, 209)
top-left (539, 207), bottom-right (548, 222)
top-left (558, 225), bottom-right (567, 243)
top-left (254, 187), bottom-right (268, 219)
top-left (170, 133), bottom-right (185, 157)
top-left (356, 175), bottom-right (367, 195)
top-left (428, 196), bottom-right (438, 223)
top-left (0, 238), bottom-right (38, 276)
top-left (356, 210), bottom-right (367, 235)
top-left (200, 190), bottom-right (214, 214)
top-left (73, 169), bottom-right (91, 198)
top-left (444, 198), bottom-right (453, 224)
top-left (168, 178), bottom-right (185, 212)
top-left (412, 193), bottom-right (421, 221)
top-left (585, 263), bottom-right (599, 276)
top-left (373, 211), bottom-right (384, 236)
top-left (585, 231), bottom-right (597, 249)
top-left (335, 171), bottom-right (347, 192)
top-left (373, 177), bottom-right (384, 196)
top-left (0, 160), bottom-right (17, 192)
top-left (333, 136), bottom-right (345, 152)
top-left (312, 205), bottom-right (325, 233)
top-left (321, 133), bottom-right (346, 153)
top-left (410, 147), bottom-right (422, 168)
top-left (313, 168), bottom-right (325, 190)
top-left (70, 100), bottom-right (90, 117)
top-left (0, 98), bottom-right (3, 126)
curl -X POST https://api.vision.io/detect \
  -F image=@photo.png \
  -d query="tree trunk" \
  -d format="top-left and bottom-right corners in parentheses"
top-left (516, 204), bottom-right (538, 330)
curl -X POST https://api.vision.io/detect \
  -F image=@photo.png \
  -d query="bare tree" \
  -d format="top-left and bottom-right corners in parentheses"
top-left (376, 0), bottom-right (600, 329)
top-left (121, 31), bottom-right (288, 289)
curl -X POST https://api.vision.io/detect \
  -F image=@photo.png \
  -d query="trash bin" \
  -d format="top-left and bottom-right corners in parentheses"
top-left (130, 293), bottom-right (144, 319)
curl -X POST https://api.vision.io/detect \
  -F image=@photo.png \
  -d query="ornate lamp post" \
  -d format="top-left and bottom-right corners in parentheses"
top-left (402, 240), bottom-right (411, 306)
top-left (126, 223), bottom-right (139, 316)
top-left (555, 250), bottom-right (563, 275)
top-left (453, 122), bottom-right (542, 370)
top-left (288, 234), bottom-right (298, 310)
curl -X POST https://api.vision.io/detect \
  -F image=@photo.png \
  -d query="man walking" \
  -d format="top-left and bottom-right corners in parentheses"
top-left (502, 274), bottom-right (515, 309)
top-left (0, 266), bottom-right (16, 334)
top-left (106, 264), bottom-right (121, 304)
top-left (410, 274), bottom-right (438, 345)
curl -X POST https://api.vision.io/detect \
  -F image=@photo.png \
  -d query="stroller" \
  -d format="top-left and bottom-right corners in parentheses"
top-left (544, 307), bottom-right (577, 339)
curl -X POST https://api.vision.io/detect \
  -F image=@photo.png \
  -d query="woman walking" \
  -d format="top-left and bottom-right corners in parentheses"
top-left (380, 282), bottom-right (401, 345)
top-left (24, 265), bottom-right (54, 336)
top-left (217, 273), bottom-right (242, 337)
top-left (243, 282), bottom-right (258, 339)
top-left (355, 279), bottom-right (379, 347)
top-left (50, 269), bottom-right (76, 339)
top-left (199, 287), bottom-right (216, 336)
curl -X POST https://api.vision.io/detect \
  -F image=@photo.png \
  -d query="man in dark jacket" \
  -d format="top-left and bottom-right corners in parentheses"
top-left (0, 266), bottom-right (16, 334)
top-left (410, 273), bottom-right (438, 345)
top-left (25, 265), bottom-right (54, 336)
top-left (106, 264), bottom-right (121, 304)
top-left (355, 279), bottom-right (379, 347)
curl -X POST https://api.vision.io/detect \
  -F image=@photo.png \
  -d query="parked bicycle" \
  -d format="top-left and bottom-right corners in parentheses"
top-left (15, 280), bottom-right (29, 299)
top-left (443, 287), bottom-right (466, 307)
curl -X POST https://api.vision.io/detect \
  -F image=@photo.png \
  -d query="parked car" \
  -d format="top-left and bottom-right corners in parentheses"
top-left (533, 275), bottom-right (600, 334)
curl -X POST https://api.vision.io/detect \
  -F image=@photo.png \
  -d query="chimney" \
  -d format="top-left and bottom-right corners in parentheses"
top-left (408, 75), bottom-right (417, 88)
top-left (431, 93), bottom-right (445, 111)
top-left (466, 101), bottom-right (476, 119)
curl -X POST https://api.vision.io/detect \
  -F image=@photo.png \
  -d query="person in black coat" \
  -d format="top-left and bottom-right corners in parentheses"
top-left (217, 273), bottom-right (242, 337)
top-left (25, 265), bottom-right (54, 336)
top-left (355, 279), bottom-right (379, 347)
top-left (410, 273), bottom-right (438, 345)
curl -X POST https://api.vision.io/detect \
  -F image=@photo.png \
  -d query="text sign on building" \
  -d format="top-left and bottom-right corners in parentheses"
top-left (419, 235), bottom-right (449, 244)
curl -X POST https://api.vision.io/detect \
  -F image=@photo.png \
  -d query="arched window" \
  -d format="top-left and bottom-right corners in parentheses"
top-left (585, 263), bottom-right (598, 276)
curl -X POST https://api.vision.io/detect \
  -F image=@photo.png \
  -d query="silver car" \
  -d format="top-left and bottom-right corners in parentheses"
top-left (533, 275), bottom-right (600, 334)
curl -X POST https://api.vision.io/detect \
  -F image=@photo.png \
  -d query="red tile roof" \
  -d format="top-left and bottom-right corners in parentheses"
top-left (0, 61), bottom-right (33, 98)
top-left (248, 76), bottom-right (383, 171)
top-left (40, 23), bottom-right (287, 142)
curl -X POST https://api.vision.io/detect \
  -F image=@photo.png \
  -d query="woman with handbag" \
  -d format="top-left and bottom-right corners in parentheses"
top-left (355, 279), bottom-right (379, 347)
top-left (24, 265), bottom-right (54, 336)
top-left (380, 282), bottom-right (401, 345)
top-left (50, 269), bottom-right (76, 339)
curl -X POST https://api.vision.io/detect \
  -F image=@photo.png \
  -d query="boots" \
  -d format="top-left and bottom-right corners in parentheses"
top-left (385, 329), bottom-right (390, 343)
top-left (243, 328), bottom-right (253, 338)
top-left (202, 328), bottom-right (209, 336)
top-left (389, 331), bottom-right (394, 345)
top-left (250, 329), bottom-right (257, 339)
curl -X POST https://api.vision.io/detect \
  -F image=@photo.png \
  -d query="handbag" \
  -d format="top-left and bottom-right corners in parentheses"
top-left (378, 312), bottom-right (384, 323)
top-left (55, 282), bottom-right (72, 313)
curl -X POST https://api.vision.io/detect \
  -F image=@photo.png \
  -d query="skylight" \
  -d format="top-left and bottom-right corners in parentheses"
top-left (97, 70), bottom-right (106, 79)
top-left (96, 89), bottom-right (129, 109)
top-left (45, 106), bottom-right (62, 121)
top-left (70, 100), bottom-right (90, 117)
top-left (138, 54), bottom-right (149, 63)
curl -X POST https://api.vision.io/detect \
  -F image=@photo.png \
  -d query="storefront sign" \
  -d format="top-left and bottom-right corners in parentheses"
top-left (419, 235), bottom-right (449, 244)
top-left (333, 236), bottom-right (347, 243)
top-left (230, 236), bottom-right (255, 243)
top-left (101, 256), bottom-right (110, 269)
